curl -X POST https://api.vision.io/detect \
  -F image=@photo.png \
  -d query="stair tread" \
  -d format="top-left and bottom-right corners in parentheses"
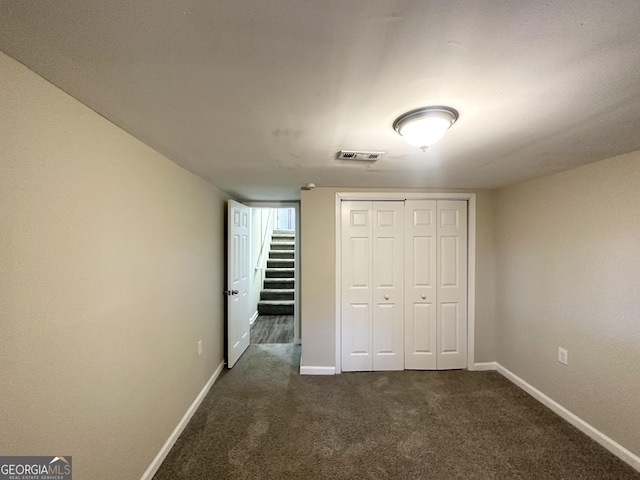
top-left (261, 292), bottom-right (294, 299)
top-left (258, 300), bottom-right (295, 305)
top-left (262, 288), bottom-right (294, 292)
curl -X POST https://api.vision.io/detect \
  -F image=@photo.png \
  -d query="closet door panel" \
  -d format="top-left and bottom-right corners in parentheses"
top-left (437, 201), bottom-right (468, 369)
top-left (341, 201), bottom-right (374, 371)
top-left (404, 200), bottom-right (437, 370)
top-left (372, 202), bottom-right (405, 371)
top-left (342, 198), bottom-right (468, 372)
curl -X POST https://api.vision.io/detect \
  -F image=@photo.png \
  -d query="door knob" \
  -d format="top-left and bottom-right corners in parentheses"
top-left (384, 295), bottom-right (390, 300)
top-left (421, 294), bottom-right (426, 299)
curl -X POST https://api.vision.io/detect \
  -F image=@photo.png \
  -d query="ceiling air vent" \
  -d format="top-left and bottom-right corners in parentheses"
top-left (338, 150), bottom-right (384, 161)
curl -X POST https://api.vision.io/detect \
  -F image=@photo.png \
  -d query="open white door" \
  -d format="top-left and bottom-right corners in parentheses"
top-left (227, 200), bottom-right (250, 368)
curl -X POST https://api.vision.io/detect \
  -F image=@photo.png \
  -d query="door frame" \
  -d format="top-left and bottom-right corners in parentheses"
top-left (246, 201), bottom-right (301, 344)
top-left (334, 192), bottom-right (476, 374)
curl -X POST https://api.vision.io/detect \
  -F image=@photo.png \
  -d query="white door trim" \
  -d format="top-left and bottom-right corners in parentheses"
top-left (335, 192), bottom-right (476, 374)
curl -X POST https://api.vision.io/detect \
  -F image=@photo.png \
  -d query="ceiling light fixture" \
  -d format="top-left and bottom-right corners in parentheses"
top-left (393, 106), bottom-right (459, 149)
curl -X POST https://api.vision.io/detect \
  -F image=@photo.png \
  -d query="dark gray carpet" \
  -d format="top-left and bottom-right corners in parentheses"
top-left (154, 344), bottom-right (640, 479)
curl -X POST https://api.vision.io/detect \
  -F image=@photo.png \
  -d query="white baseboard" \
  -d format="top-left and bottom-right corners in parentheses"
top-left (473, 362), bottom-right (497, 371)
top-left (300, 366), bottom-right (336, 375)
top-left (249, 311), bottom-right (259, 325)
top-left (496, 364), bottom-right (640, 473)
top-left (140, 360), bottom-right (225, 480)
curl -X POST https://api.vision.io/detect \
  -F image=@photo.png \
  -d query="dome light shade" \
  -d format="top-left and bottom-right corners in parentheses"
top-left (393, 106), bottom-right (459, 149)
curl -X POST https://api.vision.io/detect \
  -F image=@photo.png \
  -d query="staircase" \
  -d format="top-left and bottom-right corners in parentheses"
top-left (257, 229), bottom-right (295, 316)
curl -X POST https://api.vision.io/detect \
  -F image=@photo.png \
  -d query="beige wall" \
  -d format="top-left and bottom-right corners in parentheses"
top-left (300, 187), bottom-right (496, 368)
top-left (495, 150), bottom-right (640, 457)
top-left (0, 52), bottom-right (228, 479)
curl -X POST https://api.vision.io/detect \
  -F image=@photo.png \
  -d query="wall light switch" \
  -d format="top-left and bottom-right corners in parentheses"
top-left (197, 340), bottom-right (203, 356)
top-left (558, 347), bottom-right (568, 365)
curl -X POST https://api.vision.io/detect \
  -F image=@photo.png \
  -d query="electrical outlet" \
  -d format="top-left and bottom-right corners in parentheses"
top-left (558, 347), bottom-right (568, 365)
top-left (197, 340), bottom-right (203, 356)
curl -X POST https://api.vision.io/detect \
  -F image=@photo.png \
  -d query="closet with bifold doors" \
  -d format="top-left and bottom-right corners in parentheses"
top-left (340, 199), bottom-right (467, 372)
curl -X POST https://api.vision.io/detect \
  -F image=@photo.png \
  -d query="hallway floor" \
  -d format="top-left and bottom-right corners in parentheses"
top-left (251, 315), bottom-right (293, 344)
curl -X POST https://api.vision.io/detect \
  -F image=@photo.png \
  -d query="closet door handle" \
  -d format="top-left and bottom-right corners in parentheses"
top-left (384, 295), bottom-right (390, 300)
top-left (421, 294), bottom-right (426, 300)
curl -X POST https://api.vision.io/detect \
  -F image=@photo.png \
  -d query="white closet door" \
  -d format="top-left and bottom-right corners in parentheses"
top-left (404, 200), bottom-right (437, 370)
top-left (341, 198), bottom-right (466, 372)
top-left (437, 200), bottom-right (468, 369)
top-left (341, 201), bottom-right (374, 371)
top-left (372, 202), bottom-right (405, 371)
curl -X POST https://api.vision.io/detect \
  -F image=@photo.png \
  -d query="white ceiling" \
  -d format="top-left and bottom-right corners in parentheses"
top-left (2, 1), bottom-right (640, 200)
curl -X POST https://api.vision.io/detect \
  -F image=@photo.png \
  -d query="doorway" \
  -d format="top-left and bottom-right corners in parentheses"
top-left (248, 204), bottom-right (300, 345)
